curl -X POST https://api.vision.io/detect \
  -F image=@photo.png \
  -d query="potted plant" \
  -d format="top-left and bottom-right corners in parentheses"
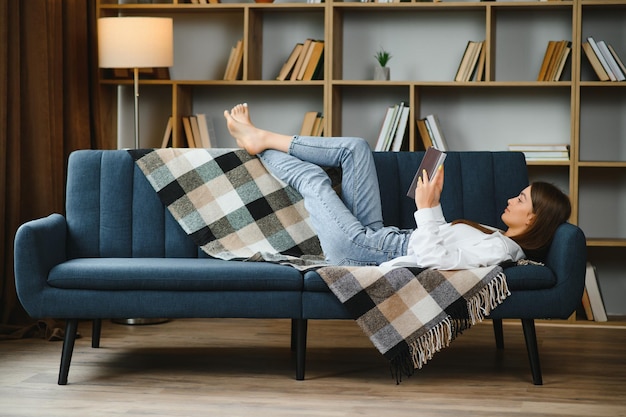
top-left (374, 49), bottom-right (392, 80)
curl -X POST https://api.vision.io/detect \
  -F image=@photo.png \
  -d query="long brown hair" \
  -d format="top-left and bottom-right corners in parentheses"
top-left (510, 181), bottom-right (571, 260)
top-left (452, 182), bottom-right (571, 261)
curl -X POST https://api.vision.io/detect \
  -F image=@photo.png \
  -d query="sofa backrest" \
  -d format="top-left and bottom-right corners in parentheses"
top-left (372, 151), bottom-right (529, 230)
top-left (65, 150), bottom-right (528, 259)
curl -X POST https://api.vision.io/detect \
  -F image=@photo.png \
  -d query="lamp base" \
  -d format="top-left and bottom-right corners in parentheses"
top-left (111, 318), bottom-right (169, 325)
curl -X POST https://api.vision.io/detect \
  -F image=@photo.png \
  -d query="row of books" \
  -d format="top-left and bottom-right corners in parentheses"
top-left (374, 102), bottom-right (410, 152)
top-left (160, 114), bottom-right (215, 149)
top-left (507, 144), bottom-right (570, 161)
top-left (223, 40), bottom-right (243, 81)
top-left (299, 111), bottom-right (324, 136)
top-left (276, 39), bottom-right (324, 81)
top-left (454, 40), bottom-right (485, 82)
top-left (416, 114), bottom-right (449, 151)
top-left (581, 262), bottom-right (608, 322)
top-left (537, 40), bottom-right (571, 81)
top-left (582, 36), bottom-right (626, 82)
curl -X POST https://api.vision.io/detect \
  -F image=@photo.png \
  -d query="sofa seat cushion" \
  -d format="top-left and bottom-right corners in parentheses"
top-left (303, 264), bottom-right (556, 292)
top-left (48, 258), bottom-right (303, 291)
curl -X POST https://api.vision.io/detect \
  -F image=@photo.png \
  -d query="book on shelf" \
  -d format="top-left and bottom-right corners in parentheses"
top-left (425, 114), bottom-right (449, 151)
top-left (406, 147), bottom-right (447, 199)
top-left (416, 118), bottom-right (434, 150)
top-left (300, 111), bottom-right (321, 136)
top-left (552, 41), bottom-right (571, 81)
top-left (537, 40), bottom-right (558, 81)
top-left (189, 116), bottom-right (203, 148)
top-left (508, 144), bottom-right (570, 161)
top-left (585, 262), bottom-right (608, 322)
top-left (455, 40), bottom-right (484, 82)
top-left (301, 40), bottom-right (324, 81)
top-left (223, 39), bottom-right (243, 81)
top-left (276, 43), bottom-right (304, 81)
top-left (508, 144), bottom-right (569, 152)
top-left (587, 37), bottom-right (617, 82)
top-left (473, 43), bottom-right (486, 82)
top-left (160, 116), bottom-right (173, 148)
top-left (607, 44), bottom-right (626, 77)
top-left (390, 106), bottom-right (410, 152)
top-left (581, 288), bottom-right (594, 321)
top-left (374, 102), bottom-right (409, 152)
top-left (312, 113), bottom-right (324, 136)
top-left (182, 116), bottom-right (195, 148)
top-left (181, 114), bottom-right (214, 148)
top-left (195, 113), bottom-right (214, 148)
top-left (520, 151), bottom-right (569, 161)
top-left (582, 42), bottom-right (610, 81)
top-left (537, 40), bottom-right (571, 81)
top-left (289, 38), bottom-right (314, 81)
top-left (597, 40), bottom-right (625, 81)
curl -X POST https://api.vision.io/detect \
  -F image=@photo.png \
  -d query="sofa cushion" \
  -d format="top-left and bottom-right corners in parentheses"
top-left (48, 258), bottom-right (303, 291)
top-left (303, 264), bottom-right (556, 293)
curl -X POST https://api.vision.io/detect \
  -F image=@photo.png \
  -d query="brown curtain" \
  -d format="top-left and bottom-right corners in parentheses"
top-left (1, 1), bottom-right (111, 327)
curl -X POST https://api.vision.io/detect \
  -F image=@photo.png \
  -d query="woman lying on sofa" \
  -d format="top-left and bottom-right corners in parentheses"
top-left (223, 103), bottom-right (571, 270)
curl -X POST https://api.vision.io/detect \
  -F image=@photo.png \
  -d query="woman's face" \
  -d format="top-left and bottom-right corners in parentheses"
top-left (502, 185), bottom-right (535, 234)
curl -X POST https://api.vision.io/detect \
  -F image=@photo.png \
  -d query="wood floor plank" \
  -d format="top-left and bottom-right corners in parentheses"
top-left (0, 319), bottom-right (625, 416)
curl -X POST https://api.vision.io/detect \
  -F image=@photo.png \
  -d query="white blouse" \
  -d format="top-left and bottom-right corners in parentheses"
top-left (381, 204), bottom-right (525, 270)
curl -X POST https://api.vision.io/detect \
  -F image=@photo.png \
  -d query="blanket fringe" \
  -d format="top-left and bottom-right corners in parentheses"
top-left (467, 271), bottom-right (510, 324)
top-left (391, 271), bottom-right (510, 383)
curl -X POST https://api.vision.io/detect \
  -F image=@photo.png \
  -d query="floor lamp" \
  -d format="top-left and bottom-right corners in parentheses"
top-left (98, 16), bottom-right (174, 149)
top-left (98, 17), bottom-right (173, 325)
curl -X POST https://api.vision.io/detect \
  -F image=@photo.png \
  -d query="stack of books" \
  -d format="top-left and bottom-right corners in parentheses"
top-left (507, 144), bottom-right (569, 161)
top-left (416, 114), bottom-right (448, 151)
top-left (537, 40), bottom-right (572, 81)
top-left (582, 36), bottom-right (626, 82)
top-left (180, 114), bottom-right (214, 148)
top-left (299, 111), bottom-right (324, 136)
top-left (581, 262), bottom-right (608, 322)
top-left (454, 40), bottom-right (486, 82)
top-left (374, 102), bottom-right (410, 152)
top-left (223, 40), bottom-right (243, 81)
top-left (276, 39), bottom-right (324, 81)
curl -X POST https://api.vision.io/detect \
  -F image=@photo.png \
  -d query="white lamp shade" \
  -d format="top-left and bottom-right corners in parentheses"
top-left (98, 17), bottom-right (174, 68)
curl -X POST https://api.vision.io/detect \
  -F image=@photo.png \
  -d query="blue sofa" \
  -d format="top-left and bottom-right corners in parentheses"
top-left (14, 149), bottom-right (587, 385)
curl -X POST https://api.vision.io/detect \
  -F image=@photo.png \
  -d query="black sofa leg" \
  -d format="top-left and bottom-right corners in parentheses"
top-left (58, 319), bottom-right (79, 385)
top-left (290, 319), bottom-right (297, 352)
top-left (92, 319), bottom-right (102, 348)
top-left (521, 318), bottom-right (543, 385)
top-left (295, 319), bottom-right (308, 381)
top-left (493, 319), bottom-right (504, 350)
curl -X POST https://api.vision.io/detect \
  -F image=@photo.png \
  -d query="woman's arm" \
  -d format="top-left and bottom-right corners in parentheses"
top-left (407, 215), bottom-right (524, 270)
top-left (414, 165), bottom-right (444, 210)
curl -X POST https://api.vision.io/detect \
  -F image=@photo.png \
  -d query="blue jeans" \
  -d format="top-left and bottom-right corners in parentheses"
top-left (258, 136), bottom-right (410, 266)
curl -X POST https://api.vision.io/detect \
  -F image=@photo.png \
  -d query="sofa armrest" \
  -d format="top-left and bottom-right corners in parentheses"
top-left (493, 222), bottom-right (587, 320)
top-left (542, 222), bottom-right (588, 315)
top-left (14, 213), bottom-right (68, 317)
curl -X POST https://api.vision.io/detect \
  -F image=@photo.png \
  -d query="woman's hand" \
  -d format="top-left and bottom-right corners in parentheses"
top-left (414, 165), bottom-right (444, 209)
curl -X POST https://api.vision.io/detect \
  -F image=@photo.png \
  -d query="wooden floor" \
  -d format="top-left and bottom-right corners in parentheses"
top-left (1, 318), bottom-right (625, 417)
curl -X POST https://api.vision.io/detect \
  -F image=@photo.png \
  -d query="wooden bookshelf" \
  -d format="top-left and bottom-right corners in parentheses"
top-left (96, 0), bottom-right (626, 322)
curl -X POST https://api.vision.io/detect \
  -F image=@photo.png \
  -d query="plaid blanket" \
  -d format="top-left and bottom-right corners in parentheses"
top-left (129, 148), bottom-right (510, 381)
top-left (128, 148), bottom-right (326, 268)
top-left (316, 264), bottom-right (509, 382)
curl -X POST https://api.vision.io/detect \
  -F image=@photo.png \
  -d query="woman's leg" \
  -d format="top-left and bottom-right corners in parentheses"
top-left (224, 104), bottom-right (383, 229)
top-left (224, 104), bottom-right (408, 265)
top-left (258, 148), bottom-right (408, 265)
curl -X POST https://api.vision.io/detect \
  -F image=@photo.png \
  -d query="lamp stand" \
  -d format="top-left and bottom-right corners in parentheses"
top-left (133, 67), bottom-right (140, 149)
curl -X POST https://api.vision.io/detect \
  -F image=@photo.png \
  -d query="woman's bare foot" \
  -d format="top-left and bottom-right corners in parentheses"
top-left (229, 103), bottom-right (252, 125)
top-left (224, 103), bottom-right (293, 155)
top-left (224, 109), bottom-right (266, 155)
